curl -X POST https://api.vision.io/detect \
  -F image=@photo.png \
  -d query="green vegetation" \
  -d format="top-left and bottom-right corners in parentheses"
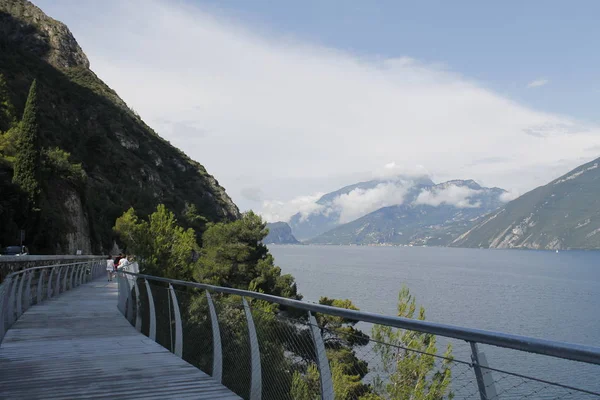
top-left (0, 3), bottom-right (239, 252)
top-left (370, 286), bottom-right (453, 399)
top-left (115, 204), bottom-right (453, 399)
top-left (12, 79), bottom-right (41, 203)
top-left (290, 297), bottom-right (370, 399)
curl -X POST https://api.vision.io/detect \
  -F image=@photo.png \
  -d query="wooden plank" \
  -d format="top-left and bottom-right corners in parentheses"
top-left (0, 279), bottom-right (240, 399)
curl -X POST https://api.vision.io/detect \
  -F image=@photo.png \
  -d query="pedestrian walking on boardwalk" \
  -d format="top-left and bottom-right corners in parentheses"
top-left (106, 255), bottom-right (115, 281)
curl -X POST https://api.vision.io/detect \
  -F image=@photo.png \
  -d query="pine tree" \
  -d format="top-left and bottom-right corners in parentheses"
top-left (12, 79), bottom-right (41, 203)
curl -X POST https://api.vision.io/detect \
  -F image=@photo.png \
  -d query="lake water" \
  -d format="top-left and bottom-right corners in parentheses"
top-left (269, 245), bottom-right (600, 398)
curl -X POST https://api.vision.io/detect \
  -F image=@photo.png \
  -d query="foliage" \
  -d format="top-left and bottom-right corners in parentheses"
top-left (195, 211), bottom-right (300, 299)
top-left (289, 297), bottom-right (371, 399)
top-left (370, 286), bottom-right (453, 400)
top-left (114, 205), bottom-right (198, 280)
top-left (43, 147), bottom-right (87, 187)
top-left (182, 202), bottom-right (208, 244)
top-left (0, 9), bottom-right (238, 253)
top-left (12, 79), bottom-right (41, 203)
top-left (0, 125), bottom-right (18, 163)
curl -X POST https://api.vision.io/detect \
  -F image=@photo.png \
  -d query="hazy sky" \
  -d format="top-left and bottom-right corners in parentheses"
top-left (36, 0), bottom-right (600, 216)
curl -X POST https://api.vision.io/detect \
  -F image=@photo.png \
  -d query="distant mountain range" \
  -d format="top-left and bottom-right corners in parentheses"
top-left (452, 157), bottom-right (600, 250)
top-left (307, 180), bottom-right (506, 246)
top-left (264, 222), bottom-right (300, 244)
top-left (273, 156), bottom-right (600, 250)
top-left (289, 176), bottom-right (435, 240)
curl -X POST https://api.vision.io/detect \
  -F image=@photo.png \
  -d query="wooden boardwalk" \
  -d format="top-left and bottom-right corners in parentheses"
top-left (0, 279), bottom-right (240, 399)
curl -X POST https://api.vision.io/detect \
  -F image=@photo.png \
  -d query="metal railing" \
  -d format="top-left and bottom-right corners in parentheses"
top-left (117, 269), bottom-right (600, 400)
top-left (0, 259), bottom-right (106, 343)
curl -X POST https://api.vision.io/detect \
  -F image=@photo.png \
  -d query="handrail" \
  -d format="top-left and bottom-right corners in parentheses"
top-left (4, 260), bottom-right (102, 279)
top-left (0, 259), bottom-right (106, 344)
top-left (121, 270), bottom-right (600, 366)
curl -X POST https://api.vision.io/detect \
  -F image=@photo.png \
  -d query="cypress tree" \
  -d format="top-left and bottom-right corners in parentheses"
top-left (12, 79), bottom-right (41, 203)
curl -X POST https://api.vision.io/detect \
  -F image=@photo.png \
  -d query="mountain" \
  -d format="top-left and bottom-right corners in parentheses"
top-left (264, 222), bottom-right (300, 244)
top-left (307, 180), bottom-right (506, 246)
top-left (0, 0), bottom-right (239, 253)
top-left (452, 157), bottom-right (600, 250)
top-left (289, 175), bottom-right (435, 240)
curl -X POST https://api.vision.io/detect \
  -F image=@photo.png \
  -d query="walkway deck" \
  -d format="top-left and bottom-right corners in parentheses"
top-left (0, 279), bottom-right (240, 399)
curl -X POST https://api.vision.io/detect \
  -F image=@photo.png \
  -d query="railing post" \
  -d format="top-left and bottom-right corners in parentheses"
top-left (206, 291), bottom-right (222, 383)
top-left (308, 311), bottom-right (334, 400)
top-left (24, 271), bottom-right (33, 311)
top-left (8, 273), bottom-right (19, 326)
top-left (63, 266), bottom-right (70, 292)
top-left (37, 269), bottom-right (44, 304)
top-left (117, 273), bottom-right (124, 315)
top-left (242, 298), bottom-right (262, 400)
top-left (47, 267), bottom-right (54, 298)
top-left (0, 276), bottom-right (14, 340)
top-left (77, 263), bottom-right (84, 286)
top-left (133, 278), bottom-right (142, 332)
top-left (55, 267), bottom-right (62, 296)
top-left (125, 275), bottom-right (134, 324)
top-left (69, 265), bottom-right (76, 290)
top-left (168, 284), bottom-right (183, 358)
top-left (144, 279), bottom-right (156, 341)
top-left (16, 272), bottom-right (26, 318)
top-left (470, 342), bottom-right (497, 400)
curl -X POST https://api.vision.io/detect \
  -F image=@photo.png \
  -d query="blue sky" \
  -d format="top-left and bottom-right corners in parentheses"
top-left (36, 0), bottom-right (600, 218)
top-left (192, 0), bottom-right (600, 123)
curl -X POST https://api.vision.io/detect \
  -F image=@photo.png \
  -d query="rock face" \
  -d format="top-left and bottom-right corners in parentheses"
top-left (0, 0), bottom-right (240, 253)
top-left (264, 222), bottom-right (300, 244)
top-left (452, 157), bottom-right (600, 250)
top-left (307, 180), bottom-right (506, 246)
top-left (0, 0), bottom-right (89, 69)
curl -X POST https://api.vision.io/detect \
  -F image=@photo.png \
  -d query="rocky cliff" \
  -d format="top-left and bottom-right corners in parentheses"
top-left (452, 157), bottom-right (600, 250)
top-left (0, 0), bottom-right (239, 253)
top-left (264, 222), bottom-right (300, 244)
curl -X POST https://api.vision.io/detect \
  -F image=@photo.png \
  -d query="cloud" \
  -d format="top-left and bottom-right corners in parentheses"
top-left (415, 185), bottom-right (482, 208)
top-left (260, 193), bottom-right (325, 222)
top-left (374, 162), bottom-right (430, 179)
top-left (36, 0), bottom-right (600, 211)
top-left (333, 182), bottom-right (412, 223)
top-left (527, 79), bottom-right (549, 88)
top-left (499, 190), bottom-right (520, 202)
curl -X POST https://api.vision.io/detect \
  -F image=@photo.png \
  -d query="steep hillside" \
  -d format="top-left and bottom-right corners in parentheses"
top-left (264, 222), bottom-right (300, 244)
top-left (307, 180), bottom-right (506, 245)
top-left (0, 0), bottom-right (239, 253)
top-left (289, 176), bottom-right (435, 240)
top-left (452, 158), bottom-right (600, 250)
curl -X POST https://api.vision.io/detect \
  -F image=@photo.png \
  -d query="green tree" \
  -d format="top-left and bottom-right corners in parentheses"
top-left (42, 147), bottom-right (87, 188)
top-left (182, 202), bottom-right (208, 244)
top-left (12, 79), bottom-right (41, 203)
top-left (290, 297), bottom-right (371, 399)
top-left (369, 286), bottom-right (453, 400)
top-left (114, 205), bottom-right (198, 280)
top-left (195, 211), bottom-right (300, 299)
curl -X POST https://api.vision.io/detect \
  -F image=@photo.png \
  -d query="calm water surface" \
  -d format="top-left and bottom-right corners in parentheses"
top-left (269, 245), bottom-right (600, 398)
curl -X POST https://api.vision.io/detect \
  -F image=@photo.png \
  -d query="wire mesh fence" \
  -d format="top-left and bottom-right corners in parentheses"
top-left (118, 274), bottom-right (600, 400)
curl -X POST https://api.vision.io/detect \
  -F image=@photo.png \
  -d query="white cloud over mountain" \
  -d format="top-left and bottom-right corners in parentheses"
top-left (332, 182), bottom-right (412, 223)
top-left (414, 185), bottom-right (482, 208)
top-left (36, 0), bottom-right (600, 212)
